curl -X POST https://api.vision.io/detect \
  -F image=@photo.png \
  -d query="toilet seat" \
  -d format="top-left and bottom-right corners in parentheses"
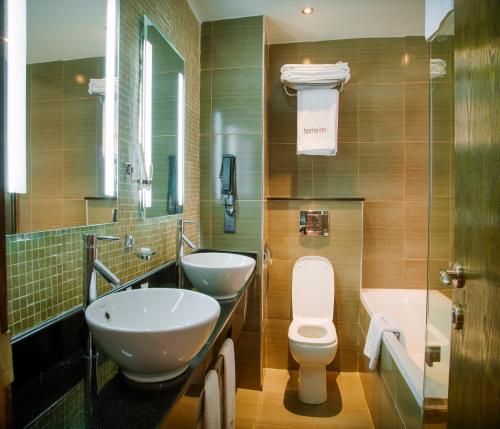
top-left (288, 318), bottom-right (337, 346)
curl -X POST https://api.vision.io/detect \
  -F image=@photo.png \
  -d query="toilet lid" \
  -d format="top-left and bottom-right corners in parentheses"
top-left (292, 256), bottom-right (334, 320)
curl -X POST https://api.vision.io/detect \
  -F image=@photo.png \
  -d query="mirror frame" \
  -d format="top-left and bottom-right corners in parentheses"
top-left (139, 15), bottom-right (185, 219)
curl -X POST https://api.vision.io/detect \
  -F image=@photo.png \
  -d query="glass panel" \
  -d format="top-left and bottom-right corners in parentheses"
top-left (140, 16), bottom-right (185, 218)
top-left (6, 0), bottom-right (120, 234)
top-left (424, 13), bottom-right (455, 406)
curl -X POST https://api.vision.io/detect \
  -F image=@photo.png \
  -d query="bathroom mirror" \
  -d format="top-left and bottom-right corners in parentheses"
top-left (139, 16), bottom-right (185, 218)
top-left (5, 0), bottom-right (120, 234)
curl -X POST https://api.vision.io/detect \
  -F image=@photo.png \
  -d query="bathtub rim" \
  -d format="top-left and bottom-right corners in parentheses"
top-left (360, 288), bottom-right (425, 407)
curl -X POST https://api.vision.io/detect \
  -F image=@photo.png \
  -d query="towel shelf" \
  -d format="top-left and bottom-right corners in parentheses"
top-left (282, 78), bottom-right (347, 97)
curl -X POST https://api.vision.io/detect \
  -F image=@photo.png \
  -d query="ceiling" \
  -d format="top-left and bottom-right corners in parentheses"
top-left (187, 0), bottom-right (425, 44)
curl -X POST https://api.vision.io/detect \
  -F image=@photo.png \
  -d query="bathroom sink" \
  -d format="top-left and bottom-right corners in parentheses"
top-left (181, 252), bottom-right (256, 299)
top-left (85, 288), bottom-right (220, 383)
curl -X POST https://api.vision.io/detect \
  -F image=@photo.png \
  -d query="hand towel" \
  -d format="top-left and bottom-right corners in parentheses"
top-left (297, 88), bottom-right (339, 156)
top-left (218, 339), bottom-right (236, 429)
top-left (363, 313), bottom-right (401, 371)
top-left (203, 370), bottom-right (221, 429)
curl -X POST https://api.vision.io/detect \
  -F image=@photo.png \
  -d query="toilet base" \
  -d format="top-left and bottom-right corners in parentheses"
top-left (298, 365), bottom-right (327, 404)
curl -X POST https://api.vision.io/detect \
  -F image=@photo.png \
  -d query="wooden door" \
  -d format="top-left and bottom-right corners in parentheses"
top-left (448, 0), bottom-right (500, 427)
top-left (0, 0), bottom-right (14, 427)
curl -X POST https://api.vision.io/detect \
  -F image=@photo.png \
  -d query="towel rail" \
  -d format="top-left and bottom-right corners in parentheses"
top-left (282, 78), bottom-right (347, 97)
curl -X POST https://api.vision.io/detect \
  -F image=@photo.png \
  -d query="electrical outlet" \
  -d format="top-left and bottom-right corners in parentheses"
top-left (141, 282), bottom-right (149, 289)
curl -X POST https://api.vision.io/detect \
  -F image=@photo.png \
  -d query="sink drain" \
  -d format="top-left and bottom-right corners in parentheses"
top-left (104, 311), bottom-right (111, 321)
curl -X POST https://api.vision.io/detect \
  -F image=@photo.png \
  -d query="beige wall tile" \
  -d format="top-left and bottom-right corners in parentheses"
top-left (405, 168), bottom-right (429, 202)
top-left (404, 36), bottom-right (430, 83)
top-left (363, 225), bottom-right (404, 260)
top-left (405, 83), bottom-right (429, 142)
top-left (362, 259), bottom-right (404, 289)
top-left (358, 38), bottom-right (405, 83)
top-left (31, 149), bottom-right (63, 199)
top-left (267, 259), bottom-right (293, 320)
top-left (265, 319), bottom-right (291, 369)
top-left (31, 199), bottom-right (62, 231)
top-left (403, 260), bottom-right (427, 289)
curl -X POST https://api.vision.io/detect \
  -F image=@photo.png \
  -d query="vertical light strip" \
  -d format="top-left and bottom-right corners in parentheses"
top-left (103, 0), bottom-right (116, 196)
top-left (6, 0), bottom-right (27, 193)
top-left (177, 72), bottom-right (184, 207)
top-left (143, 40), bottom-right (153, 208)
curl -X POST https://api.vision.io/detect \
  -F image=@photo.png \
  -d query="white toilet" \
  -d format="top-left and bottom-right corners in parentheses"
top-left (288, 256), bottom-right (338, 404)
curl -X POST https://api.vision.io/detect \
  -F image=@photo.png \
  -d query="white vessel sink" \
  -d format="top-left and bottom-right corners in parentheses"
top-left (181, 252), bottom-right (256, 299)
top-left (85, 288), bottom-right (220, 383)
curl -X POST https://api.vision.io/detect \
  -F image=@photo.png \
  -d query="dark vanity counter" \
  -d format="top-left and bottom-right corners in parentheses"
top-left (12, 252), bottom-right (255, 429)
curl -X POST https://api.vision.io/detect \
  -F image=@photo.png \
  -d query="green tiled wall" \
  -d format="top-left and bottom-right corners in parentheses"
top-left (199, 16), bottom-right (264, 254)
top-left (199, 16), bottom-right (265, 389)
top-left (7, 0), bottom-right (201, 336)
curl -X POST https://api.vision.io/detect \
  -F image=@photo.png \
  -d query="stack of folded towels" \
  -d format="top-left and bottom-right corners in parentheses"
top-left (430, 58), bottom-right (447, 79)
top-left (280, 62), bottom-right (351, 89)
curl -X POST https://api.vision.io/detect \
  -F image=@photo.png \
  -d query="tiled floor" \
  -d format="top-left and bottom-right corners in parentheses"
top-left (236, 369), bottom-right (374, 429)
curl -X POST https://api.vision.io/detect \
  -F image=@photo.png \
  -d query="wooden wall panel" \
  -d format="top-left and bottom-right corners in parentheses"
top-left (448, 0), bottom-right (500, 427)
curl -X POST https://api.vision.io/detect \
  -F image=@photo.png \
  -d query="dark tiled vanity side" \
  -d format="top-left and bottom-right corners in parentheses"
top-left (358, 304), bottom-right (423, 429)
top-left (12, 255), bottom-right (255, 429)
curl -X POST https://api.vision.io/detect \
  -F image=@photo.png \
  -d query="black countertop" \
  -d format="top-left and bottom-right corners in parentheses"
top-left (12, 258), bottom-right (255, 429)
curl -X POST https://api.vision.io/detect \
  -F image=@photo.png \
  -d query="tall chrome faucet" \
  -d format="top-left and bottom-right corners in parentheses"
top-left (177, 219), bottom-right (198, 287)
top-left (83, 234), bottom-right (121, 358)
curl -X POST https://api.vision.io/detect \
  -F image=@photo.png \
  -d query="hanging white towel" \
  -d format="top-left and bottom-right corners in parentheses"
top-left (297, 88), bottom-right (339, 156)
top-left (203, 370), bottom-right (221, 429)
top-left (363, 313), bottom-right (401, 371)
top-left (425, 0), bottom-right (454, 41)
top-left (218, 339), bottom-right (236, 429)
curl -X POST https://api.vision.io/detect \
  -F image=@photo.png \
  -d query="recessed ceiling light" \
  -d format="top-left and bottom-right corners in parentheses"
top-left (301, 6), bottom-right (314, 15)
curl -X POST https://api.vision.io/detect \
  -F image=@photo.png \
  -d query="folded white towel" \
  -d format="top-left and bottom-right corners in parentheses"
top-left (363, 313), bottom-right (401, 371)
top-left (281, 62), bottom-right (350, 86)
top-left (203, 370), bottom-right (221, 429)
top-left (430, 58), bottom-right (447, 79)
top-left (218, 339), bottom-right (236, 429)
top-left (297, 88), bottom-right (339, 156)
top-left (88, 78), bottom-right (118, 96)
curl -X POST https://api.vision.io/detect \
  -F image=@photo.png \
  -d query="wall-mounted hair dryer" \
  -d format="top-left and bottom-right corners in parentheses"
top-left (219, 154), bottom-right (237, 233)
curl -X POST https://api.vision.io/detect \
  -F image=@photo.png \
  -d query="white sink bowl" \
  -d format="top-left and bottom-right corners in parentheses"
top-left (85, 288), bottom-right (220, 383)
top-left (181, 252), bottom-right (256, 299)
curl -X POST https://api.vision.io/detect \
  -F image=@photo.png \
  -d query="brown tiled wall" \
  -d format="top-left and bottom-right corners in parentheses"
top-left (265, 200), bottom-right (363, 371)
top-left (19, 57), bottom-right (110, 232)
top-left (198, 16), bottom-right (265, 389)
top-left (265, 37), bottom-right (429, 370)
top-left (427, 36), bottom-right (454, 292)
top-left (7, 0), bottom-right (200, 336)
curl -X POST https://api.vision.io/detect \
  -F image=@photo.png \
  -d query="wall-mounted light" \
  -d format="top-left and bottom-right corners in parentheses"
top-left (103, 0), bottom-right (117, 197)
top-left (177, 72), bottom-right (184, 208)
top-left (301, 6), bottom-right (314, 15)
top-left (6, 0), bottom-right (27, 193)
top-left (143, 40), bottom-right (153, 208)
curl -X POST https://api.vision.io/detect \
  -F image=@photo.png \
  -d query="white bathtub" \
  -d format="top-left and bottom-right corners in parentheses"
top-left (360, 289), bottom-right (450, 407)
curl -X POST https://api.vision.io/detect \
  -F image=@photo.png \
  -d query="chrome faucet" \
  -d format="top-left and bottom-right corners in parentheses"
top-left (83, 234), bottom-right (121, 358)
top-left (177, 219), bottom-right (198, 287)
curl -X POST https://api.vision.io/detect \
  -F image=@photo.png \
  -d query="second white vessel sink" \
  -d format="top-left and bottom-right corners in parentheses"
top-left (85, 288), bottom-right (220, 383)
top-left (181, 252), bottom-right (255, 299)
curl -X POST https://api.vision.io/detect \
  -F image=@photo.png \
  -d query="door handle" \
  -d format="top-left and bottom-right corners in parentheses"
top-left (451, 304), bottom-right (464, 330)
top-left (439, 263), bottom-right (464, 288)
